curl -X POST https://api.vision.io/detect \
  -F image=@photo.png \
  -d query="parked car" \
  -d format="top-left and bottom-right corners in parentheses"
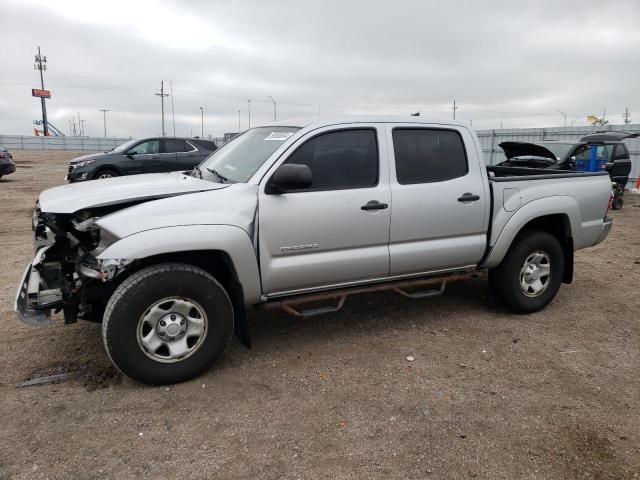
top-left (66, 137), bottom-right (218, 182)
top-left (498, 131), bottom-right (637, 209)
top-left (16, 116), bottom-right (613, 385)
top-left (0, 146), bottom-right (16, 178)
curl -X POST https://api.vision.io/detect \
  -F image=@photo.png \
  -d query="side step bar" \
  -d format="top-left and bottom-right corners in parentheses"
top-left (261, 272), bottom-right (480, 318)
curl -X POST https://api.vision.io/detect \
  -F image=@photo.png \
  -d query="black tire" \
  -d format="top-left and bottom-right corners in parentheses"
top-left (612, 196), bottom-right (623, 210)
top-left (93, 169), bottom-right (119, 180)
top-left (488, 230), bottom-right (564, 314)
top-left (102, 263), bottom-right (234, 385)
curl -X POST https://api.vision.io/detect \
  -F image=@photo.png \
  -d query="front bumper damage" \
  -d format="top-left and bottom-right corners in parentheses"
top-left (15, 246), bottom-right (59, 326)
top-left (14, 205), bottom-right (133, 326)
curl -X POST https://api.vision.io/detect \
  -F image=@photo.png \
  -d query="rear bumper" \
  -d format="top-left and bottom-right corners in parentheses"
top-left (593, 217), bottom-right (613, 246)
top-left (0, 164), bottom-right (16, 176)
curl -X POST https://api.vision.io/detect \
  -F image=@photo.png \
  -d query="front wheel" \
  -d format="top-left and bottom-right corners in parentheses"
top-left (489, 231), bottom-right (564, 313)
top-left (102, 263), bottom-right (234, 385)
top-left (93, 169), bottom-right (119, 180)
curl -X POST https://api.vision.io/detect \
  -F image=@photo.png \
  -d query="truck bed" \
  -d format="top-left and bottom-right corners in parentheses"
top-left (487, 165), bottom-right (610, 181)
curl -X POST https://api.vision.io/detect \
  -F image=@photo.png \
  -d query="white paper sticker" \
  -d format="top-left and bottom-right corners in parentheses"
top-left (264, 131), bottom-right (294, 141)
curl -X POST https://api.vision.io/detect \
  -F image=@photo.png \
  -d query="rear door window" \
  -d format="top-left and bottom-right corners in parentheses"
top-left (164, 139), bottom-right (190, 153)
top-left (392, 129), bottom-right (468, 184)
top-left (614, 144), bottom-right (628, 160)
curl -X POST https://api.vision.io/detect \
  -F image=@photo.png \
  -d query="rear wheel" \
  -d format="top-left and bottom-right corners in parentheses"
top-left (94, 169), bottom-right (119, 180)
top-left (102, 263), bottom-right (234, 385)
top-left (489, 230), bottom-right (564, 313)
top-left (612, 196), bottom-right (623, 210)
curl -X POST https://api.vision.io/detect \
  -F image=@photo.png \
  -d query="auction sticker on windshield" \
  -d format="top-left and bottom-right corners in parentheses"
top-left (264, 132), bottom-right (295, 141)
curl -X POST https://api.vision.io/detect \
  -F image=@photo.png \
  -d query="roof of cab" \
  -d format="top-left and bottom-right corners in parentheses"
top-left (259, 115), bottom-right (472, 130)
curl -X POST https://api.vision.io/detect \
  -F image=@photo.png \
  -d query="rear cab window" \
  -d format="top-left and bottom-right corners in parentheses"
top-left (392, 128), bottom-right (468, 183)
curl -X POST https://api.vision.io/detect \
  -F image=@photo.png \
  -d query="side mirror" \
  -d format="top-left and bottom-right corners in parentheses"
top-left (568, 156), bottom-right (576, 168)
top-left (126, 152), bottom-right (136, 158)
top-left (268, 163), bottom-right (312, 194)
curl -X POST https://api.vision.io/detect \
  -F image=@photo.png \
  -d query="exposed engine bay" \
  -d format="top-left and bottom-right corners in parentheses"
top-left (16, 202), bottom-right (135, 326)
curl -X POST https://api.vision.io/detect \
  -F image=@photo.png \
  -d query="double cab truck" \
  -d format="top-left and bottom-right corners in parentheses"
top-left (15, 117), bottom-right (613, 385)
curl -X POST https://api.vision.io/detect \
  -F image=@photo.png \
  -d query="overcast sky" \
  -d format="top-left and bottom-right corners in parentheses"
top-left (1, 0), bottom-right (639, 138)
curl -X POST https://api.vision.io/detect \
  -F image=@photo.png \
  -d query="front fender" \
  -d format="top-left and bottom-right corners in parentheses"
top-left (98, 224), bottom-right (262, 303)
top-left (483, 196), bottom-right (579, 268)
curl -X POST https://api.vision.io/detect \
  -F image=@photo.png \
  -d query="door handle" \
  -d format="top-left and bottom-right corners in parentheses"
top-left (457, 193), bottom-right (480, 202)
top-left (361, 200), bottom-right (388, 211)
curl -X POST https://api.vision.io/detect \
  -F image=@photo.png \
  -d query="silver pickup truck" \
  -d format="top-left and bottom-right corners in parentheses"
top-left (15, 116), bottom-right (613, 385)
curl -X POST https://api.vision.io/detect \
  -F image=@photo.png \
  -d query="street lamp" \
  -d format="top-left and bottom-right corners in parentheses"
top-left (100, 109), bottom-right (110, 138)
top-left (199, 106), bottom-right (204, 138)
top-left (554, 109), bottom-right (567, 127)
top-left (268, 96), bottom-right (276, 121)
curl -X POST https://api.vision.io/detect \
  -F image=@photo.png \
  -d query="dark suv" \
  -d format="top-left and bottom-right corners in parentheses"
top-left (0, 146), bottom-right (16, 178)
top-left (66, 137), bottom-right (217, 182)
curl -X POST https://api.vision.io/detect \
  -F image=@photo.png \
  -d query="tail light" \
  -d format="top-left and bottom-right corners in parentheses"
top-left (607, 192), bottom-right (614, 212)
top-left (0, 152), bottom-right (7, 159)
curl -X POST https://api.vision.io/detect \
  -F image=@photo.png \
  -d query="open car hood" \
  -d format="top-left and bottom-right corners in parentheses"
top-left (580, 131), bottom-right (640, 142)
top-left (39, 171), bottom-right (227, 214)
top-left (498, 142), bottom-right (558, 161)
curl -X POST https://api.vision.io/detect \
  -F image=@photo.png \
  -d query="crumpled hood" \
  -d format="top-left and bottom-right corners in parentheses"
top-left (95, 183), bottom-right (259, 240)
top-left (38, 171), bottom-right (227, 214)
top-left (499, 142), bottom-right (558, 161)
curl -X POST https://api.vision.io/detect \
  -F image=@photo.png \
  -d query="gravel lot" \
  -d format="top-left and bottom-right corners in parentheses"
top-left (0, 151), bottom-right (638, 479)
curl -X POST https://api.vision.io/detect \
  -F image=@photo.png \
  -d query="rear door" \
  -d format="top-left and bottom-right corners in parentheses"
top-left (163, 139), bottom-right (200, 171)
top-left (258, 125), bottom-right (391, 295)
top-left (387, 125), bottom-right (488, 276)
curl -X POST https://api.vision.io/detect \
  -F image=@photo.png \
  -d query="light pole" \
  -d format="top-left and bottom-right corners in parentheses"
top-left (238, 110), bottom-right (241, 131)
top-left (100, 109), bottom-right (109, 138)
top-left (155, 80), bottom-right (169, 136)
top-left (268, 96), bottom-right (276, 121)
top-left (34, 47), bottom-right (49, 136)
top-left (200, 106), bottom-right (204, 138)
top-left (554, 109), bottom-right (567, 127)
top-left (248, 99), bottom-right (251, 128)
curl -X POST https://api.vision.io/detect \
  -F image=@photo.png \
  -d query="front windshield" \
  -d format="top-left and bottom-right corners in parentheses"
top-left (199, 126), bottom-right (300, 183)
top-left (110, 139), bottom-right (139, 153)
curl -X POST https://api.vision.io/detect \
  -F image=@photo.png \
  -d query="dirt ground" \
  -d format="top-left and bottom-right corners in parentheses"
top-left (0, 151), bottom-right (638, 479)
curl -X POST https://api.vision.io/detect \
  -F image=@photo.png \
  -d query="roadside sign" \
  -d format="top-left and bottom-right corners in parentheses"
top-left (32, 88), bottom-right (51, 98)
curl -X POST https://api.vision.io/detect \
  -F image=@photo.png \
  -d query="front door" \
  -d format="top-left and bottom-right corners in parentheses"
top-left (387, 125), bottom-right (488, 276)
top-left (126, 139), bottom-right (163, 173)
top-left (258, 126), bottom-right (391, 295)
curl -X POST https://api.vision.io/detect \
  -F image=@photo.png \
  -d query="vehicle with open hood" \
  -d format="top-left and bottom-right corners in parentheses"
top-left (16, 116), bottom-right (614, 385)
top-left (498, 131), bottom-right (637, 209)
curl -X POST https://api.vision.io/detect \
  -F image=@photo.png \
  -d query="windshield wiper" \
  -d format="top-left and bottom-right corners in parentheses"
top-left (191, 164), bottom-right (203, 179)
top-left (206, 168), bottom-right (231, 183)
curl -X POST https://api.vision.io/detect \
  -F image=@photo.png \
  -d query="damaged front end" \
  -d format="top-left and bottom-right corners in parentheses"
top-left (15, 203), bottom-right (132, 326)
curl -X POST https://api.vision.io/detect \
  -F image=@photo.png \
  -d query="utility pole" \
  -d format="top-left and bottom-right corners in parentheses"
top-left (268, 96), bottom-right (277, 121)
top-left (554, 109), bottom-right (567, 127)
top-left (248, 99), bottom-right (251, 128)
top-left (77, 112), bottom-right (82, 136)
top-left (623, 107), bottom-right (631, 125)
top-left (100, 109), bottom-right (109, 138)
top-left (34, 47), bottom-right (49, 136)
top-left (81, 120), bottom-right (86, 137)
top-left (238, 110), bottom-right (241, 131)
top-left (200, 106), bottom-right (204, 138)
top-left (155, 80), bottom-right (169, 136)
top-left (452, 99), bottom-right (459, 120)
